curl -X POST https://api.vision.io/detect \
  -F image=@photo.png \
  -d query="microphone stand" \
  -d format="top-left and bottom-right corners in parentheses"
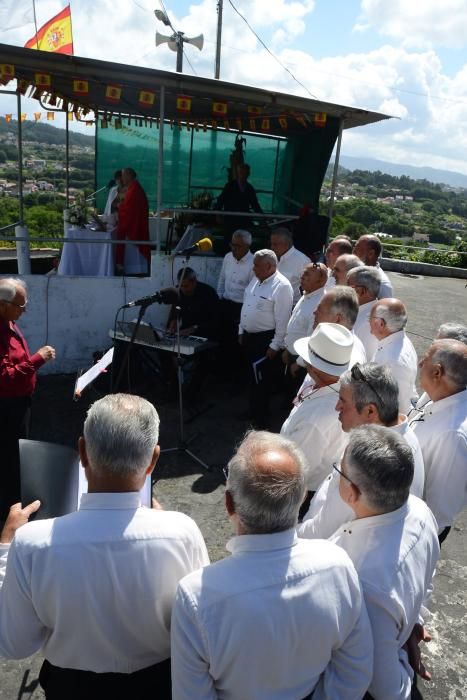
top-left (161, 260), bottom-right (211, 471)
top-left (111, 301), bottom-right (151, 393)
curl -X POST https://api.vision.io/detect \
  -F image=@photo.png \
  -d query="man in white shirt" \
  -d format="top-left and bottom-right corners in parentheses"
top-left (171, 430), bottom-right (373, 700)
top-left (0, 394), bottom-right (209, 699)
top-left (347, 266), bottom-right (381, 359)
top-left (217, 229), bottom-right (254, 372)
top-left (281, 323), bottom-right (353, 504)
top-left (353, 234), bottom-right (393, 298)
top-left (324, 236), bottom-right (353, 289)
top-left (239, 249), bottom-right (293, 427)
top-left (370, 298), bottom-right (418, 414)
top-left (270, 227), bottom-right (311, 304)
top-left (299, 362), bottom-right (425, 540)
top-left (410, 339), bottom-right (467, 544)
top-left (330, 425), bottom-right (439, 700)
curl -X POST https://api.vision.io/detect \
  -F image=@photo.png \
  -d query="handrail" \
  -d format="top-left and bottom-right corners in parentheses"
top-left (0, 222), bottom-right (20, 232)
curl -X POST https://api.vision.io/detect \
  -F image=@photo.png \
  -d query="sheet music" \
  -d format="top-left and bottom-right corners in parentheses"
top-left (74, 347), bottom-right (114, 398)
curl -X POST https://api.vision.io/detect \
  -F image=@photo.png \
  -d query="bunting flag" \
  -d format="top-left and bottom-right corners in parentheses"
top-left (248, 105), bottom-right (262, 115)
top-left (24, 5), bottom-right (74, 55)
top-left (313, 112), bottom-right (327, 128)
top-left (21, 113), bottom-right (27, 121)
top-left (34, 112), bottom-right (41, 121)
top-left (67, 112), bottom-right (73, 121)
top-left (47, 112), bottom-right (55, 121)
top-left (105, 84), bottom-right (122, 103)
top-left (138, 90), bottom-right (155, 108)
top-left (0, 63), bottom-right (14, 84)
top-left (212, 101), bottom-right (227, 117)
top-left (278, 116), bottom-right (288, 130)
top-left (176, 95), bottom-right (192, 112)
top-left (17, 79), bottom-right (29, 95)
top-left (5, 114), bottom-right (12, 123)
top-left (260, 118), bottom-right (270, 131)
top-left (249, 119), bottom-right (256, 131)
top-left (35, 72), bottom-right (51, 88)
top-left (72, 79), bottom-right (89, 96)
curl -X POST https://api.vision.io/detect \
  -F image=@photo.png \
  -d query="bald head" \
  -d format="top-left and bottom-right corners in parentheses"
top-left (225, 431), bottom-right (306, 534)
top-left (370, 298), bottom-right (407, 339)
top-left (353, 234), bottom-right (382, 266)
top-left (419, 338), bottom-right (467, 400)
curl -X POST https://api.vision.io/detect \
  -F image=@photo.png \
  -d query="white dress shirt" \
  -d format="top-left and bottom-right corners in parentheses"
top-left (330, 496), bottom-right (439, 700)
top-left (171, 529), bottom-right (373, 700)
top-left (354, 301), bottom-right (379, 359)
top-left (281, 383), bottom-right (348, 490)
top-left (277, 246), bottom-right (311, 304)
top-left (410, 388), bottom-right (467, 530)
top-left (239, 271), bottom-right (293, 351)
top-left (0, 492), bottom-right (209, 671)
top-left (376, 263), bottom-right (393, 299)
top-left (284, 287), bottom-right (325, 353)
top-left (217, 250), bottom-right (254, 303)
top-left (298, 417), bottom-right (425, 540)
top-left (372, 330), bottom-right (418, 414)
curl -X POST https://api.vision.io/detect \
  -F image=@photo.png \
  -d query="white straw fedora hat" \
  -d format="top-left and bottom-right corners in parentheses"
top-left (293, 323), bottom-right (354, 376)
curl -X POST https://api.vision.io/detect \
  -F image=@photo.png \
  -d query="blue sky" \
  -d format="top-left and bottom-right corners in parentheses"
top-left (1, 0), bottom-right (467, 174)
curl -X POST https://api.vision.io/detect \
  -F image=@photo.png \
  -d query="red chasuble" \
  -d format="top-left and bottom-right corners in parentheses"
top-left (116, 180), bottom-right (150, 264)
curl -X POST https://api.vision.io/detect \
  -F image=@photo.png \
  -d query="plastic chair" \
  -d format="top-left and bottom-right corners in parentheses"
top-left (19, 439), bottom-right (80, 520)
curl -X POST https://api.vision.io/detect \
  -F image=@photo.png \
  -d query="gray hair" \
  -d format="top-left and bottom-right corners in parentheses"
top-left (0, 278), bottom-right (27, 302)
top-left (325, 286), bottom-right (359, 329)
top-left (254, 249), bottom-right (278, 267)
top-left (232, 229), bottom-right (252, 246)
top-left (373, 300), bottom-right (407, 332)
top-left (84, 393), bottom-right (160, 476)
top-left (347, 265), bottom-right (381, 298)
top-left (340, 362), bottom-right (399, 425)
top-left (437, 322), bottom-right (467, 345)
top-left (345, 425), bottom-right (413, 513)
top-left (226, 430), bottom-right (306, 534)
top-left (336, 254), bottom-right (364, 273)
top-left (431, 339), bottom-right (467, 390)
top-left (271, 227), bottom-right (293, 243)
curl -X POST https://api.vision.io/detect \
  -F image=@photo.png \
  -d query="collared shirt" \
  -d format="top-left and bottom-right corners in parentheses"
top-left (353, 301), bottom-right (379, 359)
top-left (298, 417), bottom-right (426, 541)
top-left (284, 287), bottom-right (325, 353)
top-left (217, 250), bottom-right (254, 303)
top-left (239, 271), bottom-right (293, 351)
top-left (171, 529), bottom-right (373, 700)
top-left (372, 330), bottom-right (419, 415)
top-left (376, 263), bottom-right (393, 299)
top-left (330, 496), bottom-right (439, 700)
top-left (281, 383), bottom-right (347, 490)
top-left (0, 492), bottom-right (209, 672)
top-left (0, 318), bottom-right (45, 398)
top-left (410, 388), bottom-right (467, 530)
top-left (277, 246), bottom-right (311, 304)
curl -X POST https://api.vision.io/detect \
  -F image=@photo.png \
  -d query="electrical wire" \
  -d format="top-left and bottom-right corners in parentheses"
top-left (227, 0), bottom-right (317, 99)
top-left (183, 49), bottom-right (198, 76)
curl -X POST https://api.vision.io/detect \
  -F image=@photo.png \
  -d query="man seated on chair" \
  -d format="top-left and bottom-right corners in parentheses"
top-left (0, 393), bottom-right (209, 699)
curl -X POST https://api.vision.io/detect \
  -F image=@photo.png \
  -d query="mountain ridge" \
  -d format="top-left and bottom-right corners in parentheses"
top-left (336, 155), bottom-right (467, 189)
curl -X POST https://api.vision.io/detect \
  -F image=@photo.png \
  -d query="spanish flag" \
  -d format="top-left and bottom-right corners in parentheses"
top-left (24, 5), bottom-right (74, 55)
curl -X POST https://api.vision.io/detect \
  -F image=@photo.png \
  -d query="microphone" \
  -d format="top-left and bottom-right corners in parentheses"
top-left (176, 237), bottom-right (213, 256)
top-left (122, 287), bottom-right (179, 308)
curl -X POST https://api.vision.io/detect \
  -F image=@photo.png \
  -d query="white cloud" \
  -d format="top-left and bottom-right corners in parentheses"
top-left (358, 0), bottom-right (467, 49)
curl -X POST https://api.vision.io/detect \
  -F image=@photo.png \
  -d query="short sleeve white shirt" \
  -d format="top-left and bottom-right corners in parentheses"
top-left (372, 330), bottom-right (419, 414)
top-left (376, 263), bottom-right (394, 299)
top-left (239, 270), bottom-right (293, 351)
top-left (278, 246), bottom-right (311, 304)
top-left (284, 287), bottom-right (325, 353)
top-left (354, 301), bottom-right (379, 359)
top-left (217, 250), bottom-right (254, 303)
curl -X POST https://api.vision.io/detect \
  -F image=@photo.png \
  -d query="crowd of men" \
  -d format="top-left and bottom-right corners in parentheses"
top-left (0, 229), bottom-right (466, 699)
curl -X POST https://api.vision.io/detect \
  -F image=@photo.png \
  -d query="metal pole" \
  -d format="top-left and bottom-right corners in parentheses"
top-left (16, 92), bottom-right (24, 224)
top-left (328, 118), bottom-right (344, 236)
top-left (176, 33), bottom-right (183, 73)
top-left (215, 0), bottom-right (223, 79)
top-left (65, 104), bottom-right (70, 207)
top-left (156, 85), bottom-right (165, 253)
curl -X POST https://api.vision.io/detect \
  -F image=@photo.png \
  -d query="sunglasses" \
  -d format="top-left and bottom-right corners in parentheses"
top-left (350, 363), bottom-right (384, 407)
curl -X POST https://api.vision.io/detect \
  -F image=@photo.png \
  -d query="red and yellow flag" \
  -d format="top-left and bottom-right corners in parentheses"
top-left (138, 90), bottom-right (156, 108)
top-left (313, 112), bottom-right (327, 128)
top-left (73, 79), bottom-right (89, 97)
top-left (35, 72), bottom-right (51, 88)
top-left (0, 64), bottom-right (15, 84)
top-left (47, 112), bottom-right (55, 121)
top-left (34, 112), bottom-right (41, 122)
top-left (25, 5), bottom-right (73, 55)
top-left (176, 95), bottom-right (192, 112)
top-left (212, 101), bottom-right (227, 117)
top-left (5, 114), bottom-right (12, 123)
top-left (105, 85), bottom-right (122, 103)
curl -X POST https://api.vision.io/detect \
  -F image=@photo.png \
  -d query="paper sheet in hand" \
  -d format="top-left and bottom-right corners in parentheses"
top-left (252, 356), bottom-right (268, 384)
top-left (74, 347), bottom-right (114, 397)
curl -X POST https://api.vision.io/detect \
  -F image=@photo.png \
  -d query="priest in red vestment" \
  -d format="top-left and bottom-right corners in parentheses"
top-left (116, 168), bottom-right (150, 274)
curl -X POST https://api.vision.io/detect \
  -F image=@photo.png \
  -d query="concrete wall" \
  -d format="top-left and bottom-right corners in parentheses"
top-left (381, 257), bottom-right (467, 280)
top-left (3, 253), bottom-right (222, 375)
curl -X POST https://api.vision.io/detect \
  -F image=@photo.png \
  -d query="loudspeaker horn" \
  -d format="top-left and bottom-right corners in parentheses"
top-left (155, 31), bottom-right (171, 47)
top-left (185, 34), bottom-right (204, 51)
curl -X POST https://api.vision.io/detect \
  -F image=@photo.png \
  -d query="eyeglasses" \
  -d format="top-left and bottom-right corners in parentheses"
top-left (333, 462), bottom-right (359, 489)
top-left (350, 363), bottom-right (384, 407)
top-left (5, 300), bottom-right (27, 309)
top-left (222, 466), bottom-right (229, 482)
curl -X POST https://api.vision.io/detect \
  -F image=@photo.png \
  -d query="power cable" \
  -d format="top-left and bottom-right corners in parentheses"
top-left (227, 0), bottom-right (317, 99)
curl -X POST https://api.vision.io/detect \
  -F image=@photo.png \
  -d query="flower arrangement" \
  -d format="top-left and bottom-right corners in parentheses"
top-left (65, 192), bottom-right (90, 227)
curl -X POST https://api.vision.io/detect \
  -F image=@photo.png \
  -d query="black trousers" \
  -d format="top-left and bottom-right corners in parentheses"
top-left (242, 329), bottom-right (280, 428)
top-left (39, 658), bottom-right (171, 700)
top-left (219, 299), bottom-right (246, 375)
top-left (0, 395), bottom-right (31, 521)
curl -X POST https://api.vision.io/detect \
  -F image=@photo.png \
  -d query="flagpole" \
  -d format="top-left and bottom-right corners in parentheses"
top-left (32, 0), bottom-right (39, 50)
